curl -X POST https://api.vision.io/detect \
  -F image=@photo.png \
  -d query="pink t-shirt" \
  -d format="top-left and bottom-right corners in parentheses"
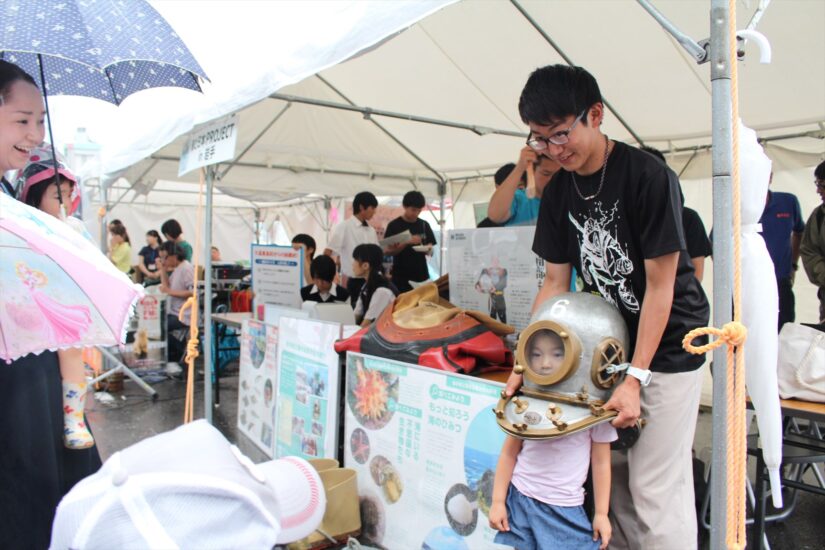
top-left (511, 422), bottom-right (617, 507)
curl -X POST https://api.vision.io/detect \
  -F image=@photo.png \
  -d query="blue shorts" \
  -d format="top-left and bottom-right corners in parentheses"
top-left (494, 484), bottom-right (600, 550)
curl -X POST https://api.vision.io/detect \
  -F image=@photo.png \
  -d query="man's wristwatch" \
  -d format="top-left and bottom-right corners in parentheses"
top-left (625, 366), bottom-right (653, 387)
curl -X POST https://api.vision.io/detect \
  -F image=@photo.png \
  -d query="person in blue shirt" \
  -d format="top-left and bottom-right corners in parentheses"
top-left (759, 174), bottom-right (806, 330)
top-left (487, 147), bottom-right (560, 226)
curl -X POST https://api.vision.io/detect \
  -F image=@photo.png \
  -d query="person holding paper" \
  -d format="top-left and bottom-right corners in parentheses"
top-left (487, 150), bottom-right (560, 226)
top-left (324, 191), bottom-right (379, 307)
top-left (384, 191), bottom-right (436, 293)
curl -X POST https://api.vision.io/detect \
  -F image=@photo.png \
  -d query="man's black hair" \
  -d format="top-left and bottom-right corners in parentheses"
top-left (402, 190), bottom-right (426, 208)
top-left (352, 191), bottom-right (378, 214)
top-left (291, 233), bottom-right (317, 258)
top-left (160, 219), bottom-right (183, 240)
top-left (493, 163), bottom-right (528, 187)
top-left (160, 240), bottom-right (186, 261)
top-left (815, 160), bottom-right (825, 181)
top-left (309, 255), bottom-right (337, 282)
top-left (518, 65), bottom-right (602, 127)
top-left (640, 146), bottom-right (666, 164)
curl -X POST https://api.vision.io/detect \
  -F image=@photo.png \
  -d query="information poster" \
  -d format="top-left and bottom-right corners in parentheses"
top-left (251, 244), bottom-right (303, 318)
top-left (136, 291), bottom-right (164, 340)
top-left (274, 316), bottom-right (342, 459)
top-left (343, 352), bottom-right (509, 549)
top-left (237, 319), bottom-right (279, 457)
top-left (447, 227), bottom-right (544, 331)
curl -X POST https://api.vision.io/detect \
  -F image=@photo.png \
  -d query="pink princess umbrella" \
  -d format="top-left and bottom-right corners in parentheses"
top-left (0, 192), bottom-right (143, 362)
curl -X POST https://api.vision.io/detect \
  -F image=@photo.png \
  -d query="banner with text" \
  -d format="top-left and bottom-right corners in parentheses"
top-left (251, 244), bottom-right (303, 319)
top-left (447, 227), bottom-right (544, 331)
top-left (343, 352), bottom-right (508, 549)
top-left (237, 319), bottom-right (279, 457)
top-left (274, 316), bottom-right (342, 459)
top-left (178, 113), bottom-right (238, 176)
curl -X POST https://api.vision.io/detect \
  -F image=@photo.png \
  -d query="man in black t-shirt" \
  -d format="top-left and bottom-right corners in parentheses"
top-left (505, 65), bottom-right (710, 550)
top-left (384, 191), bottom-right (436, 293)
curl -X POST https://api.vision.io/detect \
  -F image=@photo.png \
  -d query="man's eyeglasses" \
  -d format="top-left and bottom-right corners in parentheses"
top-left (816, 179), bottom-right (825, 190)
top-left (526, 110), bottom-right (586, 151)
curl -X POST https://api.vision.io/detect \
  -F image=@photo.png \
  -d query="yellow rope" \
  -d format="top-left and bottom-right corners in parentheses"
top-left (683, 5), bottom-right (747, 547)
top-left (179, 168), bottom-right (206, 424)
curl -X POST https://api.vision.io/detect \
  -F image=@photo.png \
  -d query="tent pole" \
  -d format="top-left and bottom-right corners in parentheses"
top-left (709, 2), bottom-right (734, 548)
top-left (510, 0), bottom-right (645, 145)
top-left (438, 179), bottom-right (446, 275)
top-left (203, 165), bottom-right (216, 423)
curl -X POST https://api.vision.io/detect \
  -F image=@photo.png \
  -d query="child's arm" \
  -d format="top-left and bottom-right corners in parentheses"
top-left (489, 435), bottom-right (522, 532)
top-left (591, 440), bottom-right (612, 550)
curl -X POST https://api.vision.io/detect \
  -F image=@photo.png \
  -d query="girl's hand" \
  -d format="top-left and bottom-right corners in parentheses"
top-left (488, 502), bottom-right (509, 532)
top-left (592, 513), bottom-right (612, 550)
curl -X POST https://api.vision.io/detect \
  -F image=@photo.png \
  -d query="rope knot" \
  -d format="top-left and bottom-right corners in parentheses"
top-left (682, 321), bottom-right (748, 354)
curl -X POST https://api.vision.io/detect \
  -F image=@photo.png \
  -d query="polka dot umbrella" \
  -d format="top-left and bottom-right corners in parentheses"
top-left (0, 0), bottom-right (209, 209)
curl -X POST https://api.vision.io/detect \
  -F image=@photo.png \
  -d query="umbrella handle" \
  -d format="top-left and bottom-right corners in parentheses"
top-left (526, 160), bottom-right (536, 198)
top-left (36, 54), bottom-right (66, 219)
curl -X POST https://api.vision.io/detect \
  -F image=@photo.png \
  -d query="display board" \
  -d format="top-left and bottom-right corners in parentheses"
top-left (237, 319), bottom-right (279, 457)
top-left (136, 290), bottom-right (164, 340)
top-left (343, 352), bottom-right (508, 549)
top-left (447, 227), bottom-right (544, 331)
top-left (251, 244), bottom-right (303, 318)
top-left (274, 316), bottom-right (342, 459)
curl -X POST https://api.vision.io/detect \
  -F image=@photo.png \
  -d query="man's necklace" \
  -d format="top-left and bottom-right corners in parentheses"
top-left (571, 135), bottom-right (611, 201)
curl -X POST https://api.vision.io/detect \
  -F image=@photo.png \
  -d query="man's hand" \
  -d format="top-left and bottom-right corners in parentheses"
top-left (409, 234), bottom-right (423, 245)
top-left (603, 377), bottom-right (641, 428)
top-left (159, 283), bottom-right (170, 294)
top-left (504, 369), bottom-right (523, 397)
top-left (516, 145), bottom-right (538, 170)
top-left (592, 513), bottom-right (612, 550)
top-left (488, 501), bottom-right (509, 532)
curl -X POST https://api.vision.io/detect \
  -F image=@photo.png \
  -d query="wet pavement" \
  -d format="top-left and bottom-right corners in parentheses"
top-left (86, 367), bottom-right (824, 550)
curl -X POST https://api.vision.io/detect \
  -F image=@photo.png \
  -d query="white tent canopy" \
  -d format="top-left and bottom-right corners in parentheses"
top-left (81, 0), bottom-right (823, 200)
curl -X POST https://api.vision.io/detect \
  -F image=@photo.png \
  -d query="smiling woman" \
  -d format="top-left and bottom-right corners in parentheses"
top-left (0, 60), bottom-right (101, 549)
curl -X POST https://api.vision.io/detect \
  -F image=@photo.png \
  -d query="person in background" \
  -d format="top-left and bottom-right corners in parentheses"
top-left (758, 173), bottom-right (806, 330)
top-left (351, 243), bottom-right (398, 327)
top-left (0, 59), bottom-right (101, 549)
top-left (384, 190), bottom-right (436, 293)
top-left (211, 245), bottom-right (222, 263)
top-left (137, 230), bottom-right (163, 284)
top-left (161, 218), bottom-right (193, 262)
top-left (324, 192), bottom-right (379, 306)
top-left (291, 233), bottom-right (317, 284)
top-left (158, 241), bottom-right (195, 365)
top-left (301, 255), bottom-right (350, 303)
top-left (800, 160), bottom-right (825, 324)
top-left (107, 221), bottom-right (132, 274)
top-left (487, 150), bottom-right (561, 226)
top-left (640, 146), bottom-right (712, 282)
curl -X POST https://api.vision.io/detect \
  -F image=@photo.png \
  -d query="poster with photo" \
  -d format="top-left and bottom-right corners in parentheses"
top-left (251, 244), bottom-right (303, 318)
top-left (237, 319), bottom-right (279, 457)
top-left (447, 227), bottom-right (544, 331)
top-left (343, 352), bottom-right (508, 549)
top-left (274, 316), bottom-right (342, 459)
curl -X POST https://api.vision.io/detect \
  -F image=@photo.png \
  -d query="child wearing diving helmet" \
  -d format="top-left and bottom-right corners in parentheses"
top-left (489, 328), bottom-right (615, 550)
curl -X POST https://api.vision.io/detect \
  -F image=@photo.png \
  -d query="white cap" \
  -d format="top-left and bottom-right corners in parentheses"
top-left (49, 420), bottom-right (325, 549)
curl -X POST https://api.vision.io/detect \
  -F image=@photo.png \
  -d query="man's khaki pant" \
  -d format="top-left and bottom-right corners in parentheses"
top-left (609, 369), bottom-right (703, 550)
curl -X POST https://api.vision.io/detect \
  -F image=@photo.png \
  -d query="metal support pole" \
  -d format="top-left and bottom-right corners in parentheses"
top-left (438, 180), bottom-right (446, 275)
top-left (203, 165), bottom-right (215, 423)
top-left (636, 0), bottom-right (709, 62)
top-left (709, 3), bottom-right (734, 547)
